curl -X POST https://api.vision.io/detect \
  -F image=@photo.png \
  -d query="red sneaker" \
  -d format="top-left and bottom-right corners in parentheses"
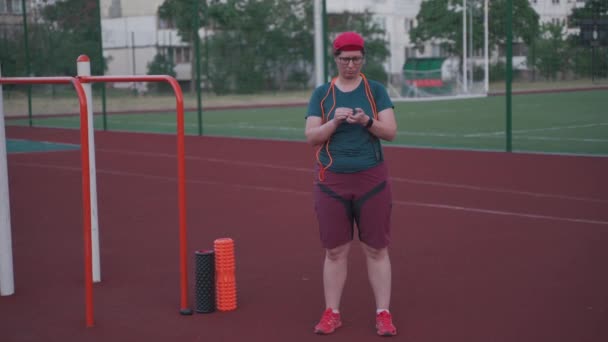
top-left (376, 310), bottom-right (397, 336)
top-left (314, 308), bottom-right (342, 334)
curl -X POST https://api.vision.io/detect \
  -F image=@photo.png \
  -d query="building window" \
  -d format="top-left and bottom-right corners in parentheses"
top-left (431, 44), bottom-right (443, 57)
top-left (551, 18), bottom-right (562, 25)
top-left (158, 17), bottom-right (176, 29)
top-left (405, 46), bottom-right (415, 58)
top-left (552, 0), bottom-right (559, 4)
top-left (0, 0), bottom-right (23, 14)
top-left (498, 42), bottom-right (528, 57)
top-left (11, 0), bottom-right (21, 14)
top-left (175, 47), bottom-right (190, 64)
top-left (373, 16), bottom-right (386, 31)
top-left (404, 18), bottom-right (414, 33)
top-left (161, 46), bottom-right (191, 64)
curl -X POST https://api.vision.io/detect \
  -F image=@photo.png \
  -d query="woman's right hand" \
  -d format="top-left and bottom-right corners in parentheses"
top-left (333, 107), bottom-right (353, 122)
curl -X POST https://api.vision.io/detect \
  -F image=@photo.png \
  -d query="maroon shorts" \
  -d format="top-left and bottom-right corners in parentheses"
top-left (313, 162), bottom-right (393, 250)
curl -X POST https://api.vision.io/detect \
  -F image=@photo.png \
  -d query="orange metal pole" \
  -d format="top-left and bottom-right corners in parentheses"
top-left (80, 75), bottom-right (190, 315)
top-left (0, 76), bottom-right (95, 327)
top-left (71, 78), bottom-right (95, 327)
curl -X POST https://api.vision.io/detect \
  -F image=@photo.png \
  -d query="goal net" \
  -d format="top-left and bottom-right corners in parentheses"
top-left (389, 56), bottom-right (487, 101)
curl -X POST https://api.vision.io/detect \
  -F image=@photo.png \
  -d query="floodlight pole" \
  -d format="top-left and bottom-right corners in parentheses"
top-left (314, 0), bottom-right (324, 87)
top-left (469, 4), bottom-right (473, 86)
top-left (322, 0), bottom-right (329, 82)
top-left (484, 0), bottom-right (489, 93)
top-left (462, 0), bottom-right (468, 93)
top-left (506, 0), bottom-right (513, 152)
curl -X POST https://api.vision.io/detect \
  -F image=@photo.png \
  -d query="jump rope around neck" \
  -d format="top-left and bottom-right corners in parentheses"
top-left (316, 73), bottom-right (379, 182)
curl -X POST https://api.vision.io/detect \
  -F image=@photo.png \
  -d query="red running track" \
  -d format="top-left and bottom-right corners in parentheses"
top-left (1, 126), bottom-right (607, 342)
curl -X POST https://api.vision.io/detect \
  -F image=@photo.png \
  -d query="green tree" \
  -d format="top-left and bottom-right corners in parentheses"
top-left (158, 0), bottom-right (207, 92)
top-left (489, 0), bottom-right (540, 47)
top-left (326, 10), bottom-right (390, 84)
top-left (0, 29), bottom-right (22, 77)
top-left (159, 0), bottom-right (388, 94)
top-left (569, 0), bottom-right (608, 45)
top-left (409, 0), bottom-right (461, 56)
top-left (567, 0), bottom-right (608, 78)
top-left (410, 0), bottom-right (539, 62)
top-left (41, 0), bottom-right (104, 76)
top-left (147, 53), bottom-right (177, 92)
top-left (159, 0), bottom-right (314, 94)
top-left (207, 0), bottom-right (314, 94)
top-left (531, 23), bottom-right (570, 80)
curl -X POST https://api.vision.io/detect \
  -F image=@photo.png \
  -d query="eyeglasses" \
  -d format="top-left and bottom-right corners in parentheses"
top-left (337, 56), bottom-right (364, 65)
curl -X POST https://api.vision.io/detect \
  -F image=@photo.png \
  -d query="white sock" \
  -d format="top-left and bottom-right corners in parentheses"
top-left (376, 309), bottom-right (390, 314)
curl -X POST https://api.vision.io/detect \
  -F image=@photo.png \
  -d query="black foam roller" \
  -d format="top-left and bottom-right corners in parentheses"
top-left (195, 250), bottom-right (215, 313)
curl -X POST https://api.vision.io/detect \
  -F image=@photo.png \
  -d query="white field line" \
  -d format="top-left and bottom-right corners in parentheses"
top-left (72, 148), bottom-right (608, 204)
top-left (7, 149), bottom-right (78, 155)
top-left (511, 136), bottom-right (608, 143)
top-left (116, 120), bottom-right (608, 143)
top-left (12, 117), bottom-right (608, 143)
top-left (97, 121), bottom-right (608, 143)
top-left (10, 161), bottom-right (608, 226)
top-left (465, 122), bottom-right (608, 137)
top-left (393, 200), bottom-right (608, 226)
top-left (25, 119), bottom-right (608, 143)
top-left (6, 139), bottom-right (80, 154)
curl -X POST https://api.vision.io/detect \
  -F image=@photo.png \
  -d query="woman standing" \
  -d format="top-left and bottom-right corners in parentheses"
top-left (305, 31), bottom-right (398, 336)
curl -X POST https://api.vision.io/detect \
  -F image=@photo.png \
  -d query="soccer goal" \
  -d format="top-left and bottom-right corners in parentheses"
top-left (389, 55), bottom-right (488, 102)
top-left (390, 0), bottom-right (490, 102)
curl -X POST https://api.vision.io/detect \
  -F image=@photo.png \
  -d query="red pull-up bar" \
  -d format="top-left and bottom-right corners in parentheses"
top-left (1, 60), bottom-right (191, 327)
top-left (0, 76), bottom-right (95, 326)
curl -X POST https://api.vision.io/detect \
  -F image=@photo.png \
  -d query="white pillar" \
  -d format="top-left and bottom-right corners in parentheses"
top-left (484, 0), bottom-right (489, 93)
top-left (77, 55), bottom-right (101, 283)
top-left (462, 0), bottom-right (468, 93)
top-left (0, 65), bottom-right (15, 296)
top-left (314, 0), bottom-right (325, 87)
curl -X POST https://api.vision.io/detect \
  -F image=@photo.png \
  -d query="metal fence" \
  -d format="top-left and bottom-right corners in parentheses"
top-left (1, 0), bottom-right (607, 155)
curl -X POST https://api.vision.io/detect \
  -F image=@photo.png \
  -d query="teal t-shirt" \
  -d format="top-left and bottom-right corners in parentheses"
top-left (306, 78), bottom-right (394, 173)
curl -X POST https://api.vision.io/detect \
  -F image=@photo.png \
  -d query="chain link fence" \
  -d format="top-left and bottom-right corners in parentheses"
top-left (1, 0), bottom-right (607, 155)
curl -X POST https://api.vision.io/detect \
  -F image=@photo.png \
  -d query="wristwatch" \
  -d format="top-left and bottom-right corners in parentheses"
top-left (365, 116), bottom-right (374, 128)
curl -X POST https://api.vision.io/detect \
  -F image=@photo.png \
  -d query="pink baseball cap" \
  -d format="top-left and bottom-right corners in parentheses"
top-left (333, 31), bottom-right (365, 53)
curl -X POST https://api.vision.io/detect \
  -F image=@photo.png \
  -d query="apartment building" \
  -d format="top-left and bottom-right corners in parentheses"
top-left (0, 0), bottom-right (40, 35)
top-left (530, 0), bottom-right (588, 26)
top-left (100, 0), bottom-right (192, 81)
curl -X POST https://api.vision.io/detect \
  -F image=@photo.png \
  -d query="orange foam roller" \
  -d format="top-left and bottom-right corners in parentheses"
top-left (214, 238), bottom-right (237, 311)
